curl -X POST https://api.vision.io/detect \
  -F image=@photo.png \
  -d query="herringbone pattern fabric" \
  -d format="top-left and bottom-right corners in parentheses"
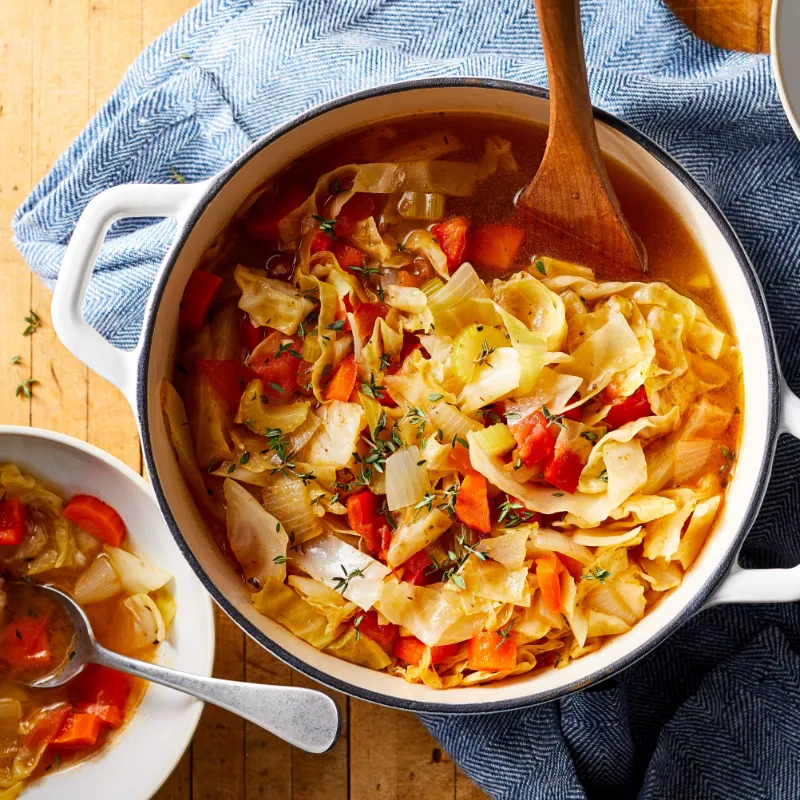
top-left (11, 1), bottom-right (800, 797)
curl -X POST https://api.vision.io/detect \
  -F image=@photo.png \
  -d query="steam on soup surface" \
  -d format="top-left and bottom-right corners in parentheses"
top-left (164, 114), bottom-right (741, 688)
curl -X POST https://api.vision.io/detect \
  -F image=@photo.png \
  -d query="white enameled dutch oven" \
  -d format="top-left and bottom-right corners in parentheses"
top-left (51, 79), bottom-right (800, 714)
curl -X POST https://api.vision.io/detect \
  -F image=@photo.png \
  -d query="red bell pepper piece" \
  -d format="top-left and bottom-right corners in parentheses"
top-left (543, 448), bottom-right (586, 495)
top-left (604, 385), bottom-right (652, 429)
top-left (402, 549), bottom-right (434, 586)
top-left (63, 495), bottom-right (127, 548)
top-left (393, 637), bottom-right (459, 666)
top-left (346, 491), bottom-right (378, 548)
top-left (325, 354), bottom-right (358, 402)
top-left (330, 241), bottom-right (366, 270)
top-left (198, 359), bottom-right (259, 411)
top-left (514, 409), bottom-right (556, 468)
top-left (334, 193), bottom-right (377, 237)
top-left (431, 217), bottom-right (469, 272)
top-left (353, 301), bottom-right (387, 338)
top-left (355, 610), bottom-right (398, 649)
top-left (50, 712), bottom-right (103, 750)
top-left (387, 333), bottom-right (421, 375)
top-left (179, 270), bottom-right (222, 334)
top-left (536, 556), bottom-right (564, 614)
top-left (245, 184), bottom-right (306, 241)
top-left (467, 224), bottom-right (525, 272)
top-left (3, 615), bottom-right (52, 670)
top-left (247, 332), bottom-right (302, 399)
top-left (70, 664), bottom-right (131, 729)
top-left (455, 473), bottom-right (491, 534)
top-left (467, 631), bottom-right (518, 671)
top-left (240, 314), bottom-right (265, 352)
top-left (0, 498), bottom-right (26, 546)
top-left (310, 231), bottom-right (333, 253)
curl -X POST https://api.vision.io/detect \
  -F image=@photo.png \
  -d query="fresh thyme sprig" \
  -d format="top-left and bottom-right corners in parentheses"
top-left (332, 565), bottom-right (365, 594)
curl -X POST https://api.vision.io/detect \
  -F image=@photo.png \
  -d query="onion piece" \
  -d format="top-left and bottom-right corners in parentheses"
top-left (105, 547), bottom-right (171, 595)
top-left (73, 554), bottom-right (122, 605)
top-left (529, 530), bottom-right (593, 565)
top-left (585, 585), bottom-right (637, 626)
top-left (292, 533), bottom-right (390, 610)
top-left (428, 402), bottom-right (482, 443)
top-left (475, 529), bottom-right (529, 569)
top-left (261, 473), bottom-right (322, 545)
top-left (385, 446), bottom-right (430, 511)
top-left (571, 526), bottom-right (643, 548)
top-left (426, 263), bottom-right (488, 317)
top-left (674, 439), bottom-right (714, 483)
top-left (123, 593), bottom-right (167, 648)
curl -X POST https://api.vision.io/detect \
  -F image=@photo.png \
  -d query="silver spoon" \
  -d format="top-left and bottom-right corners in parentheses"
top-left (14, 583), bottom-right (341, 754)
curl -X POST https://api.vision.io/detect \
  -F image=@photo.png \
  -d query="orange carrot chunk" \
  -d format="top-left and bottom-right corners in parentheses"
top-left (70, 664), bottom-right (131, 729)
top-left (467, 630), bottom-right (518, 671)
top-left (50, 712), bottom-right (102, 750)
top-left (393, 636), bottom-right (459, 666)
top-left (455, 473), bottom-right (491, 534)
top-left (63, 495), bottom-right (126, 547)
top-left (325, 354), bottom-right (358, 402)
top-left (536, 556), bottom-right (563, 614)
top-left (468, 224), bottom-right (525, 272)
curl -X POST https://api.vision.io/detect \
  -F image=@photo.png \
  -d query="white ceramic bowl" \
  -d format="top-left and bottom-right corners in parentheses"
top-left (772, 0), bottom-right (800, 142)
top-left (0, 426), bottom-right (215, 798)
top-left (51, 79), bottom-right (800, 714)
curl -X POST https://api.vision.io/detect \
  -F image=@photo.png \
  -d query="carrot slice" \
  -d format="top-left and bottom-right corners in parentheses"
top-left (467, 631), bottom-right (518, 671)
top-left (70, 664), bottom-right (131, 729)
top-left (393, 636), bottom-right (458, 666)
top-left (468, 224), bottom-right (525, 272)
top-left (63, 495), bottom-right (126, 547)
top-left (355, 610), bottom-right (398, 649)
top-left (536, 556), bottom-right (563, 613)
top-left (455, 473), bottom-right (491, 534)
top-left (50, 712), bottom-right (103, 750)
top-left (325, 354), bottom-right (358, 402)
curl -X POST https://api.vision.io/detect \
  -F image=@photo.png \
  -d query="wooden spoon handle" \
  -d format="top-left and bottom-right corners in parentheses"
top-left (534, 0), bottom-right (601, 168)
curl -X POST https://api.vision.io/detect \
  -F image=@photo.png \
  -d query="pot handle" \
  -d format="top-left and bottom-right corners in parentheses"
top-left (51, 181), bottom-right (211, 408)
top-left (707, 377), bottom-right (800, 606)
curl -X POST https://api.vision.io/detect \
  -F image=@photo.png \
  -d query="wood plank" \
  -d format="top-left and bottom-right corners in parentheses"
top-left (291, 673), bottom-right (349, 800)
top-left (456, 769), bottom-right (491, 800)
top-left (191, 606), bottom-right (246, 800)
top-left (666, 0), bottom-right (770, 52)
top-left (244, 644), bottom-right (292, 800)
top-left (156, 750), bottom-right (193, 800)
top-left (0, 0), bottom-right (33, 428)
top-left (30, 0), bottom-right (90, 440)
top-left (86, 0), bottom-right (144, 472)
top-left (143, 0), bottom-right (196, 44)
top-left (350, 701), bottom-right (455, 800)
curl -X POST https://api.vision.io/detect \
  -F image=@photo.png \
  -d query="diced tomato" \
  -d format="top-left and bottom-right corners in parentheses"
top-left (178, 270), bottom-right (222, 334)
top-left (467, 224), bottom-right (525, 272)
top-left (63, 495), bottom-right (127, 548)
top-left (514, 410), bottom-right (556, 468)
top-left (0, 498), bottom-right (26, 546)
top-left (50, 712), bottom-right (102, 750)
top-left (310, 231), bottom-right (333, 253)
top-left (447, 445), bottom-right (476, 476)
top-left (346, 491), bottom-right (379, 553)
top-left (467, 631), bottom-right (518, 671)
top-left (331, 241), bottom-right (366, 270)
top-left (393, 637), bottom-right (458, 666)
top-left (23, 705), bottom-right (72, 750)
top-left (335, 193), bottom-right (377, 237)
top-left (325, 354), bottom-right (358, 402)
top-left (70, 665), bottom-right (132, 729)
top-left (355, 610), bottom-right (397, 649)
top-left (198, 359), bottom-right (259, 411)
top-left (247, 332), bottom-right (302, 399)
top-left (536, 556), bottom-right (563, 613)
top-left (354, 302), bottom-right (387, 339)
top-left (455, 473), bottom-right (491, 534)
top-left (397, 269), bottom-right (425, 288)
top-left (402, 549), bottom-right (434, 586)
top-left (561, 396), bottom-right (582, 421)
top-left (3, 615), bottom-right (52, 670)
top-left (559, 554), bottom-right (585, 581)
top-left (431, 217), bottom-right (469, 272)
top-left (543, 448), bottom-right (586, 494)
top-left (240, 315), bottom-right (265, 352)
top-left (245, 184), bottom-right (306, 241)
top-left (604, 385), bottom-right (652, 429)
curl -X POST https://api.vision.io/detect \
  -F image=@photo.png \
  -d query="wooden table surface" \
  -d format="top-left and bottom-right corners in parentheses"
top-left (0, 1), bottom-right (770, 797)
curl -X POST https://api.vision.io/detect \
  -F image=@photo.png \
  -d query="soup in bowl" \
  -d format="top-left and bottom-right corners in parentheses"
top-left (51, 80), bottom-right (797, 713)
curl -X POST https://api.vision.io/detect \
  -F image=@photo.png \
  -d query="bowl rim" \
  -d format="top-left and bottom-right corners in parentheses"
top-left (771, 0), bottom-right (800, 143)
top-left (137, 77), bottom-right (781, 714)
top-left (0, 424), bottom-right (216, 793)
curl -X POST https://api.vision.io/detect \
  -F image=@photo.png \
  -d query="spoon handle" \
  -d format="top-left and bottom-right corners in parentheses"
top-left (92, 644), bottom-right (341, 754)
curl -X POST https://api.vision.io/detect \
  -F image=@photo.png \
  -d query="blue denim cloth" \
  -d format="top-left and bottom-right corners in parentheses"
top-left (12, 1), bottom-right (800, 797)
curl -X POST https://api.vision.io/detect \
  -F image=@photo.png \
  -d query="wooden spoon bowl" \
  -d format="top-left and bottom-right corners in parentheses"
top-left (517, 0), bottom-right (647, 276)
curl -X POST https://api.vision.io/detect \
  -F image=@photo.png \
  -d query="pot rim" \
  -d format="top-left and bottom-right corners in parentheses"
top-left (137, 76), bottom-right (781, 714)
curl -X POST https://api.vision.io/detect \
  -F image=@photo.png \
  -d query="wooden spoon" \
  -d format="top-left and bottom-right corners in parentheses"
top-left (517, 0), bottom-right (647, 275)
